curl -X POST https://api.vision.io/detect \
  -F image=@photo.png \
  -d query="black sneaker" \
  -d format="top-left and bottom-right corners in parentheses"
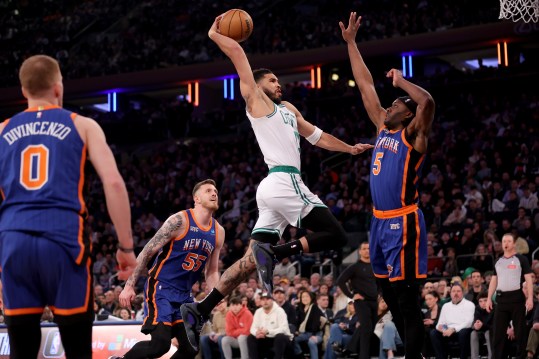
top-left (180, 302), bottom-right (208, 352)
top-left (251, 242), bottom-right (277, 294)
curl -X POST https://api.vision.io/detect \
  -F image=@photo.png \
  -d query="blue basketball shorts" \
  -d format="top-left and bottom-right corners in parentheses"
top-left (369, 206), bottom-right (427, 281)
top-left (0, 231), bottom-right (93, 324)
top-left (141, 277), bottom-right (193, 334)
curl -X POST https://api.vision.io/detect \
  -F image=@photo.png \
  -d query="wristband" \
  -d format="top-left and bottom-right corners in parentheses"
top-left (118, 245), bottom-right (134, 253)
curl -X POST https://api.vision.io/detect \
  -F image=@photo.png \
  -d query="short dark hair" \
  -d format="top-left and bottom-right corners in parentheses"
top-left (192, 179), bottom-right (216, 197)
top-left (229, 296), bottom-right (242, 305)
top-left (253, 68), bottom-right (273, 83)
top-left (477, 291), bottom-right (488, 300)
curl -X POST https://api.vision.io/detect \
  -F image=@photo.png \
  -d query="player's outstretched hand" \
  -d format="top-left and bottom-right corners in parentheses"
top-left (386, 68), bottom-right (405, 88)
top-left (339, 12), bottom-right (362, 44)
top-left (351, 143), bottom-right (374, 155)
top-left (116, 250), bottom-right (137, 281)
top-left (119, 285), bottom-right (136, 308)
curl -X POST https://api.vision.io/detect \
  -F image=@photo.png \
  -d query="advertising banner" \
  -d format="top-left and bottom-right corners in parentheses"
top-left (0, 324), bottom-right (177, 358)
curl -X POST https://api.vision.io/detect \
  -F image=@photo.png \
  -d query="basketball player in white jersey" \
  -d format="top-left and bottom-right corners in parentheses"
top-left (180, 14), bottom-right (373, 352)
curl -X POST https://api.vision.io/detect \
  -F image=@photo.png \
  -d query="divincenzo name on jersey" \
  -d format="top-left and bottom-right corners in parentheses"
top-left (2, 121), bottom-right (72, 145)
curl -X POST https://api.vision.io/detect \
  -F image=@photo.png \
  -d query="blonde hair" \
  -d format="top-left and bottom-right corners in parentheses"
top-left (19, 55), bottom-right (61, 96)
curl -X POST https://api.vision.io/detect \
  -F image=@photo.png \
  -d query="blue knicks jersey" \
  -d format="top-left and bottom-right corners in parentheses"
top-left (0, 106), bottom-right (89, 263)
top-left (369, 128), bottom-right (425, 211)
top-left (148, 209), bottom-right (218, 292)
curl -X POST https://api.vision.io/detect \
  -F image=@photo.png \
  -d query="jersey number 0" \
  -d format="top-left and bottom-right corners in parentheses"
top-left (20, 144), bottom-right (49, 190)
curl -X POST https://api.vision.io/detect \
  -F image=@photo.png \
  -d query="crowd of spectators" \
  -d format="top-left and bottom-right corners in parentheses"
top-left (0, 0), bottom-right (500, 87)
top-left (0, 56), bottom-right (537, 359)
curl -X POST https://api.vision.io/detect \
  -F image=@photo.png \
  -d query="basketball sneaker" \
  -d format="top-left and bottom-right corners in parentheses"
top-left (251, 242), bottom-right (278, 294)
top-left (180, 302), bottom-right (208, 352)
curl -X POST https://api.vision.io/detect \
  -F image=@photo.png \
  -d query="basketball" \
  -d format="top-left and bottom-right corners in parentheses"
top-left (219, 9), bottom-right (253, 43)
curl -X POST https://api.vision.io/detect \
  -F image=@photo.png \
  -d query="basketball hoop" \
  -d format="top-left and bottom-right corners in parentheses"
top-left (499, 0), bottom-right (539, 23)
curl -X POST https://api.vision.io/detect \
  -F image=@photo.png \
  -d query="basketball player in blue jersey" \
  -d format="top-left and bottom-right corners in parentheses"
top-left (0, 55), bottom-right (137, 359)
top-left (111, 179), bottom-right (224, 359)
top-left (180, 14), bottom-right (374, 353)
top-left (340, 12), bottom-right (435, 359)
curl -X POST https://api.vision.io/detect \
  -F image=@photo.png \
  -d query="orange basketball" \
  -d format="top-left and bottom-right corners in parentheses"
top-left (219, 9), bottom-right (253, 43)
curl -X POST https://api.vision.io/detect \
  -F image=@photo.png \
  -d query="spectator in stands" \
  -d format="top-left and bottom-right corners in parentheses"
top-left (310, 273), bottom-right (321, 293)
top-left (272, 286), bottom-right (297, 333)
top-left (319, 284), bottom-right (334, 312)
top-left (200, 299), bottom-right (228, 359)
top-left (514, 207), bottom-right (531, 233)
top-left (471, 243), bottom-right (494, 273)
top-left (293, 290), bottom-right (325, 359)
top-left (274, 257), bottom-right (296, 281)
top-left (422, 291), bottom-right (441, 356)
top-left (247, 292), bottom-right (292, 359)
top-left (430, 283), bottom-right (475, 359)
top-left (470, 291), bottom-right (493, 359)
top-left (317, 292), bottom-right (333, 322)
top-left (443, 197), bottom-right (467, 229)
top-left (221, 296), bottom-right (252, 359)
top-left (436, 278), bottom-right (451, 305)
top-left (102, 290), bottom-right (118, 314)
top-left (118, 307), bottom-right (132, 320)
top-left (465, 270), bottom-right (487, 305)
top-left (520, 186), bottom-right (538, 213)
top-left (332, 286), bottom-right (352, 315)
top-left (324, 300), bottom-right (358, 359)
top-left (376, 297), bottom-right (403, 359)
top-left (443, 247), bottom-right (459, 278)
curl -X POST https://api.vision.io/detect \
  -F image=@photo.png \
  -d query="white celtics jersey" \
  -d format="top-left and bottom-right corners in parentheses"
top-left (246, 103), bottom-right (301, 170)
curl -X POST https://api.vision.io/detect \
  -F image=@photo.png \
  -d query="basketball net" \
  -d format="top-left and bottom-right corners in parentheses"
top-left (499, 0), bottom-right (539, 22)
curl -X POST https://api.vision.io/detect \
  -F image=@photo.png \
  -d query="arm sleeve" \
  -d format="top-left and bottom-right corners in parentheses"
top-left (336, 264), bottom-right (355, 298)
top-left (518, 254), bottom-right (532, 274)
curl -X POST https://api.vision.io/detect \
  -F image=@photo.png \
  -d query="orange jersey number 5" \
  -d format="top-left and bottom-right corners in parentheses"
top-left (372, 152), bottom-right (384, 176)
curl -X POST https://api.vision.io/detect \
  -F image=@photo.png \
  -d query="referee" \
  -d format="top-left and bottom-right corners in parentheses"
top-left (486, 233), bottom-right (534, 359)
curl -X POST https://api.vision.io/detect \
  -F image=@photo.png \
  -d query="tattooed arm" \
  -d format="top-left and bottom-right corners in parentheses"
top-left (204, 223), bottom-right (225, 292)
top-left (119, 211), bottom-right (186, 307)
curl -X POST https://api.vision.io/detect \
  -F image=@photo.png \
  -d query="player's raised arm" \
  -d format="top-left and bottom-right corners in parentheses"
top-left (208, 16), bottom-right (259, 104)
top-left (340, 12), bottom-right (386, 130)
top-left (387, 68), bottom-right (435, 153)
top-left (119, 211), bottom-right (187, 307)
